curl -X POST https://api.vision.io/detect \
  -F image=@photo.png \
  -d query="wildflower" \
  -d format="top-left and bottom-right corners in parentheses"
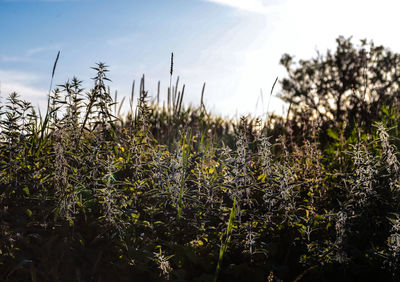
top-left (376, 122), bottom-right (400, 190)
top-left (350, 143), bottom-right (376, 206)
top-left (335, 210), bottom-right (348, 263)
top-left (387, 216), bottom-right (400, 273)
top-left (153, 249), bottom-right (173, 280)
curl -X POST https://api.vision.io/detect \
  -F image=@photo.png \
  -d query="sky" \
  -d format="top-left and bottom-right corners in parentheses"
top-left (2, 0), bottom-right (400, 118)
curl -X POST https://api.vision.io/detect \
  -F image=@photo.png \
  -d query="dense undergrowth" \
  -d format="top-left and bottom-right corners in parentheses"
top-left (2, 62), bottom-right (400, 282)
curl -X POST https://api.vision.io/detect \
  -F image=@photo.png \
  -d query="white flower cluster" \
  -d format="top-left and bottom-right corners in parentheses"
top-left (377, 123), bottom-right (400, 190)
top-left (335, 210), bottom-right (348, 263)
top-left (351, 143), bottom-right (377, 206)
top-left (388, 217), bottom-right (400, 270)
top-left (153, 249), bottom-right (173, 280)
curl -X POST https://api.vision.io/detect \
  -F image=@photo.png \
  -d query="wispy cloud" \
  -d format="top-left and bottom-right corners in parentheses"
top-left (0, 45), bottom-right (60, 62)
top-left (0, 70), bottom-right (41, 82)
top-left (203, 0), bottom-right (278, 14)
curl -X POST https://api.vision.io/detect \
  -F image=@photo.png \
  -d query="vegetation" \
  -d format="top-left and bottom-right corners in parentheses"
top-left (2, 37), bottom-right (400, 281)
top-left (280, 36), bottom-right (400, 141)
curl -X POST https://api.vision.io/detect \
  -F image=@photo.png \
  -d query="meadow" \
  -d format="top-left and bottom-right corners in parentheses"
top-left (2, 40), bottom-right (400, 281)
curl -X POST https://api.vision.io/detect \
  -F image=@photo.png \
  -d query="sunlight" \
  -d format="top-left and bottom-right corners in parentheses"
top-left (204, 0), bottom-right (276, 14)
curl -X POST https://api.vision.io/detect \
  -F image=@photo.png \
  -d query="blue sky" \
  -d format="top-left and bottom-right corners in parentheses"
top-left (2, 0), bottom-right (400, 117)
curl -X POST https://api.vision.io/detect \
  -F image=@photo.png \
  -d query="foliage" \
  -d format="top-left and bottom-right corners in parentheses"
top-left (280, 36), bottom-right (400, 131)
top-left (1, 54), bottom-right (400, 282)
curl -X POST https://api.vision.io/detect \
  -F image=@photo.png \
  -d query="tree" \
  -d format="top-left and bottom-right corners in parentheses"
top-left (280, 36), bottom-right (400, 128)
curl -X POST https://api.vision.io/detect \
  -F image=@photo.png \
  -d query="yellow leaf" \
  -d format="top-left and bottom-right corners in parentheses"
top-left (257, 174), bottom-right (266, 182)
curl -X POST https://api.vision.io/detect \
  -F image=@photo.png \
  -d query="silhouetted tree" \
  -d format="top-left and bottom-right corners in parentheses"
top-left (280, 36), bottom-right (400, 129)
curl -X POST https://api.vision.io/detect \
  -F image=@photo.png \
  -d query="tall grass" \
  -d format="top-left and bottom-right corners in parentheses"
top-left (1, 63), bottom-right (400, 281)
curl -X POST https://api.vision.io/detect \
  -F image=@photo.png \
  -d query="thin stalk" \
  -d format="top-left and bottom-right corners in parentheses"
top-left (39, 51), bottom-right (60, 145)
top-left (214, 198), bottom-right (237, 282)
top-left (177, 130), bottom-right (192, 220)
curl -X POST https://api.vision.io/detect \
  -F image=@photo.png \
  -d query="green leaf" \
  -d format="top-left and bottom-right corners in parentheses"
top-left (23, 187), bottom-right (30, 195)
top-left (327, 128), bottom-right (340, 141)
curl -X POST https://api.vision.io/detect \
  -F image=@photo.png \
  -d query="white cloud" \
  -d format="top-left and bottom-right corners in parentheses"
top-left (0, 70), bottom-right (47, 108)
top-left (203, 0), bottom-right (278, 14)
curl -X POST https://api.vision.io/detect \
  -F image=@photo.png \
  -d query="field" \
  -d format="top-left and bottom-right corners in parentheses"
top-left (2, 43), bottom-right (400, 281)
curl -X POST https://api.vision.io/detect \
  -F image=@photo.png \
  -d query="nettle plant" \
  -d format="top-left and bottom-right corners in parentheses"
top-left (2, 60), bottom-right (400, 281)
